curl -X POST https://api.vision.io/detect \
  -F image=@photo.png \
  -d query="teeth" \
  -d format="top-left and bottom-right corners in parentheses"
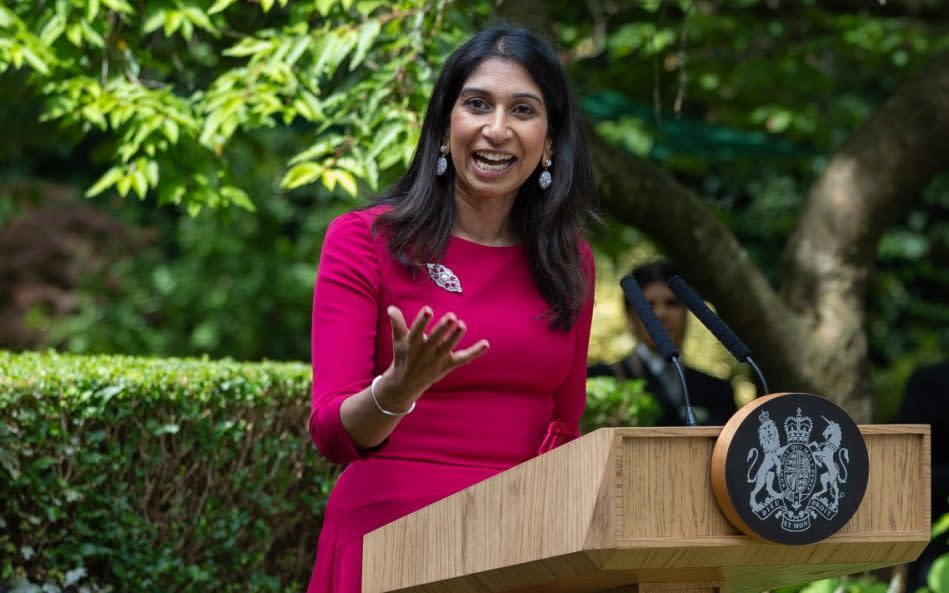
top-left (474, 159), bottom-right (511, 172)
top-left (475, 151), bottom-right (514, 162)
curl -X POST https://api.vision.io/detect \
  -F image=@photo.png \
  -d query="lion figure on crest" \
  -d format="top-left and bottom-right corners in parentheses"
top-left (810, 417), bottom-right (849, 506)
top-left (747, 411), bottom-right (784, 510)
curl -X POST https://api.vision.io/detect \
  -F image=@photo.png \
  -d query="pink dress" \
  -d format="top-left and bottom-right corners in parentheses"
top-left (306, 205), bottom-right (594, 593)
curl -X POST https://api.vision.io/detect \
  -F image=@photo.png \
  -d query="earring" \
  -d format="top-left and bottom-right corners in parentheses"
top-left (539, 158), bottom-right (552, 190)
top-left (436, 145), bottom-right (448, 176)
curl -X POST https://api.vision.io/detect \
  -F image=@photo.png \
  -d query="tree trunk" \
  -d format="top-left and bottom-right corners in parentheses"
top-left (589, 51), bottom-right (949, 420)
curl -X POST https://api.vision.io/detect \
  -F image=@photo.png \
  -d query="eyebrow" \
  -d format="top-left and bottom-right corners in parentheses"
top-left (460, 87), bottom-right (544, 104)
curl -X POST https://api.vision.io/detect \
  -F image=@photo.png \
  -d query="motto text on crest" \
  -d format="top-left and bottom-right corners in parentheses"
top-left (745, 408), bottom-right (851, 532)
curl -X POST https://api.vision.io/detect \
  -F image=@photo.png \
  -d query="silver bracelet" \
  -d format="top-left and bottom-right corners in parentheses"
top-left (370, 375), bottom-right (415, 417)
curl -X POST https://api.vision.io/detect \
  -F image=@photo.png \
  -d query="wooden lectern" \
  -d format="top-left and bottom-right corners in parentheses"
top-left (362, 425), bottom-right (931, 593)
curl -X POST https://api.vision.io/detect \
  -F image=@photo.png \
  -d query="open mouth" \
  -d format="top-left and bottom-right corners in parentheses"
top-left (472, 151), bottom-right (516, 172)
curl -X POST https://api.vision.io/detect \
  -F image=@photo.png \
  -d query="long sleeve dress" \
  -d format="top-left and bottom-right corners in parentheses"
top-left (306, 204), bottom-right (595, 593)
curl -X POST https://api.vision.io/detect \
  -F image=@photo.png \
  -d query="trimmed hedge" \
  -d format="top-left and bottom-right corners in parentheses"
top-left (0, 350), bottom-right (335, 593)
top-left (0, 351), bottom-right (664, 593)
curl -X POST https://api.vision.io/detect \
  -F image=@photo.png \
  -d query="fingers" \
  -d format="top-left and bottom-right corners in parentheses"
top-left (390, 304), bottom-right (486, 371)
top-left (406, 306), bottom-right (433, 344)
top-left (452, 339), bottom-right (490, 365)
top-left (387, 305), bottom-right (409, 342)
top-left (427, 312), bottom-right (457, 346)
top-left (438, 318), bottom-right (467, 353)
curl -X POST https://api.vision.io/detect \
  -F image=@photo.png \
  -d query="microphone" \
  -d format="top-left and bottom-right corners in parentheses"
top-left (620, 275), bottom-right (698, 426)
top-left (666, 275), bottom-right (769, 396)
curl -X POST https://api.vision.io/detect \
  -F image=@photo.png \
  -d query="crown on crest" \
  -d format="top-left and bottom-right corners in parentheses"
top-left (784, 408), bottom-right (813, 443)
top-left (759, 410), bottom-right (771, 424)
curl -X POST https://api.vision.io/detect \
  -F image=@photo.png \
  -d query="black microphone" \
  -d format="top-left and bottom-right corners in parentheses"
top-left (666, 275), bottom-right (769, 395)
top-left (620, 275), bottom-right (698, 426)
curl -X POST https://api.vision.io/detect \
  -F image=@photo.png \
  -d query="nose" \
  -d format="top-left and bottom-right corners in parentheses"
top-left (651, 301), bottom-right (672, 325)
top-left (482, 108), bottom-right (512, 143)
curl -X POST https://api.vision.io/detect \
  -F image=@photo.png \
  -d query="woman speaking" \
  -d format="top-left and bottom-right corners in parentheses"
top-left (307, 24), bottom-right (597, 593)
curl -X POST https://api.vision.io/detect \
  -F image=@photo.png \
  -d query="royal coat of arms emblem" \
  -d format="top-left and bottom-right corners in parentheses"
top-left (713, 393), bottom-right (870, 545)
top-left (746, 407), bottom-right (852, 532)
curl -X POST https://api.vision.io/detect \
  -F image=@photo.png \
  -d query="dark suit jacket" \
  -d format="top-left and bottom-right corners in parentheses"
top-left (895, 361), bottom-right (949, 589)
top-left (588, 353), bottom-right (737, 426)
top-left (898, 361), bottom-right (948, 511)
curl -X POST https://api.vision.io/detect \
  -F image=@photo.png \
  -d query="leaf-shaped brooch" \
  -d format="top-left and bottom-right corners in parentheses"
top-left (426, 263), bottom-right (462, 293)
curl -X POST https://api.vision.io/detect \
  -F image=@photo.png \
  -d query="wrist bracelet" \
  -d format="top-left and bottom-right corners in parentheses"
top-left (370, 375), bottom-right (415, 417)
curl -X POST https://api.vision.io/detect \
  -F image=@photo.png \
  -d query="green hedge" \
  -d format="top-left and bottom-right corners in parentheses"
top-left (0, 350), bottom-right (335, 593)
top-left (8, 350), bottom-right (941, 593)
top-left (0, 351), bottom-right (664, 592)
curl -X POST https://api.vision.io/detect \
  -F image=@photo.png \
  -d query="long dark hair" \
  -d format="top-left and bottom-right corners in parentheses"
top-left (374, 25), bottom-right (595, 330)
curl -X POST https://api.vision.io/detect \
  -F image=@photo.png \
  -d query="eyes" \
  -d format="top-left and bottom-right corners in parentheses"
top-left (463, 97), bottom-right (538, 117)
top-left (647, 298), bottom-right (684, 310)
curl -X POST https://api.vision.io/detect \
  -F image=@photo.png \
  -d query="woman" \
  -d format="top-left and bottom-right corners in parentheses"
top-left (307, 25), bottom-right (596, 593)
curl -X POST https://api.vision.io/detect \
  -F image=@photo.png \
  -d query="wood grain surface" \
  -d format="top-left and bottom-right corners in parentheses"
top-left (362, 424), bottom-right (931, 593)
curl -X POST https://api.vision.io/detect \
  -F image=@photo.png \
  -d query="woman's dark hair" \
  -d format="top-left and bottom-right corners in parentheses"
top-left (373, 25), bottom-right (596, 331)
top-left (623, 260), bottom-right (681, 314)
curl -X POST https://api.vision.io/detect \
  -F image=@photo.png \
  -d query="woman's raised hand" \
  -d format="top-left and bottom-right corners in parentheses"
top-left (376, 305), bottom-right (489, 411)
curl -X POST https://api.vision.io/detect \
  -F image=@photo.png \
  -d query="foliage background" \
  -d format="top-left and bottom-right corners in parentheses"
top-left (2, 0), bottom-right (948, 591)
top-left (3, 0), bottom-right (947, 411)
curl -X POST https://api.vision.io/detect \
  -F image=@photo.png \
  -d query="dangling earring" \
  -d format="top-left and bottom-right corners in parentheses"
top-left (539, 158), bottom-right (552, 190)
top-left (436, 145), bottom-right (448, 176)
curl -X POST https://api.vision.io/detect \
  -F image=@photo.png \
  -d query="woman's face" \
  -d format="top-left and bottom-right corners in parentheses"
top-left (629, 282), bottom-right (688, 351)
top-left (447, 57), bottom-right (551, 205)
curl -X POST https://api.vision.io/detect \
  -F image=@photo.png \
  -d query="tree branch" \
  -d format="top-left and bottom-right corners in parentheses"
top-left (588, 128), bottom-right (810, 392)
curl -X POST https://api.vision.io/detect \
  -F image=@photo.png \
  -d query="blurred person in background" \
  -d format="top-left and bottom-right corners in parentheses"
top-left (588, 260), bottom-right (736, 426)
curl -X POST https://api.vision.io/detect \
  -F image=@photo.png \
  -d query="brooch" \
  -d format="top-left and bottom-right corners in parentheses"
top-left (426, 263), bottom-right (462, 293)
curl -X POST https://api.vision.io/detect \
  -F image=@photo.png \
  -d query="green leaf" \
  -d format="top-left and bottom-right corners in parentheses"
top-left (208, 0), bottom-right (238, 15)
top-left (367, 122), bottom-right (401, 159)
top-left (116, 171), bottom-right (133, 196)
top-left (144, 160), bottom-right (159, 186)
top-left (86, 167), bottom-right (124, 197)
top-left (349, 19), bottom-right (380, 70)
top-left (182, 6), bottom-right (217, 35)
top-left (162, 118), bottom-right (180, 143)
top-left (66, 23), bottom-right (84, 46)
top-left (101, 0), bottom-right (134, 14)
top-left (131, 169), bottom-right (149, 199)
top-left (142, 10), bottom-right (165, 35)
top-left (335, 169), bottom-right (358, 196)
top-left (164, 11), bottom-right (184, 37)
top-left (38, 13), bottom-right (66, 45)
top-left (316, 0), bottom-right (336, 16)
top-left (289, 140), bottom-right (332, 165)
top-left (328, 29), bottom-right (358, 77)
top-left (20, 46), bottom-right (50, 75)
top-left (280, 162), bottom-right (323, 189)
top-left (81, 105), bottom-right (108, 130)
top-left (223, 38), bottom-right (275, 57)
top-left (87, 0), bottom-right (100, 21)
top-left (311, 32), bottom-right (340, 78)
top-left (798, 579), bottom-right (838, 593)
top-left (286, 35), bottom-right (311, 66)
top-left (934, 512), bottom-right (949, 538)
top-left (162, 10), bottom-right (185, 37)
top-left (260, 0), bottom-right (274, 12)
top-left (80, 19), bottom-right (105, 47)
top-left (220, 186), bottom-right (255, 211)
top-left (929, 553), bottom-right (949, 593)
top-left (364, 155), bottom-right (379, 190)
top-left (356, 0), bottom-right (385, 16)
top-left (180, 18), bottom-right (194, 41)
top-left (321, 169), bottom-right (338, 191)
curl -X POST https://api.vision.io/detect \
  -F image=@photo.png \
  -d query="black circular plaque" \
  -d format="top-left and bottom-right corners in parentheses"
top-left (712, 392), bottom-right (870, 545)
